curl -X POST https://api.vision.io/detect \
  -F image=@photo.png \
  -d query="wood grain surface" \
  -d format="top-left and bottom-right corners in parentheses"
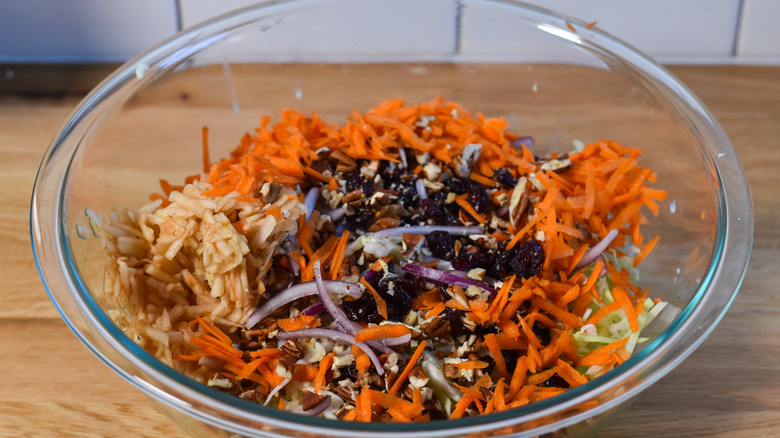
top-left (1, 65), bottom-right (778, 437)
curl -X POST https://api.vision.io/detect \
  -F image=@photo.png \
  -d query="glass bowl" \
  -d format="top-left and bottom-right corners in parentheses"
top-left (31, 0), bottom-right (753, 436)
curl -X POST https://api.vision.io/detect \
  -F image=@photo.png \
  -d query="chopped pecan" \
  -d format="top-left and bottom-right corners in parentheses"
top-left (356, 370), bottom-right (371, 387)
top-left (401, 233), bottom-right (425, 258)
top-left (409, 365), bottom-right (427, 383)
top-left (420, 316), bottom-right (451, 340)
top-left (238, 389), bottom-right (264, 404)
top-left (335, 407), bottom-right (351, 419)
top-left (257, 182), bottom-right (281, 204)
top-left (368, 216), bottom-right (401, 232)
top-left (302, 391), bottom-right (328, 411)
top-left (444, 363), bottom-right (459, 379)
top-left (341, 189), bottom-right (364, 205)
top-left (276, 354), bottom-right (297, 373)
top-left (329, 150), bottom-right (357, 173)
top-left (509, 176), bottom-right (530, 229)
top-left (280, 339), bottom-right (305, 360)
top-left (335, 385), bottom-right (355, 404)
top-left (540, 155), bottom-right (572, 174)
top-left (479, 386), bottom-right (493, 401)
top-left (383, 371), bottom-right (399, 392)
top-left (245, 321), bottom-right (278, 341)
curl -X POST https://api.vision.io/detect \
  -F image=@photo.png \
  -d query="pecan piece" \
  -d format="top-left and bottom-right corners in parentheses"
top-left (280, 339), bottom-right (306, 360)
top-left (335, 385), bottom-right (355, 404)
top-left (341, 189), bottom-right (364, 205)
top-left (444, 363), bottom-right (460, 379)
top-left (257, 182), bottom-right (281, 204)
top-left (540, 155), bottom-right (572, 174)
top-left (302, 391), bottom-right (328, 411)
top-left (368, 216), bottom-right (401, 233)
top-left (420, 316), bottom-right (451, 340)
top-left (508, 176), bottom-right (530, 229)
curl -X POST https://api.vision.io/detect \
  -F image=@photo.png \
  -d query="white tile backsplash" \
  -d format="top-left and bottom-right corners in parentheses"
top-left (0, 0), bottom-right (178, 62)
top-left (474, 0), bottom-right (741, 60)
top-left (0, 0), bottom-right (778, 64)
top-left (179, 0), bottom-right (457, 63)
top-left (736, 0), bottom-right (780, 58)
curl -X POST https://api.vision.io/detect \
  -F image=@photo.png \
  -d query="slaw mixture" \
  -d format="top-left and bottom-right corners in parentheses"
top-left (95, 97), bottom-right (668, 421)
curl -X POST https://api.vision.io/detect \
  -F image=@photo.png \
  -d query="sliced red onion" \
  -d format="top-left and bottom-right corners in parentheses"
top-left (416, 178), bottom-right (428, 200)
top-left (510, 136), bottom-right (535, 149)
top-left (313, 261), bottom-right (363, 335)
top-left (302, 395), bottom-right (332, 416)
top-left (304, 187), bottom-right (320, 219)
top-left (301, 302), bottom-right (325, 316)
top-left (264, 375), bottom-right (292, 406)
top-left (449, 270), bottom-right (499, 287)
top-left (574, 228), bottom-right (619, 270)
top-left (276, 328), bottom-right (384, 375)
top-left (496, 204), bottom-right (509, 218)
top-left (402, 263), bottom-right (497, 296)
top-left (378, 333), bottom-right (412, 346)
top-left (246, 280), bottom-right (363, 329)
top-left (321, 206), bottom-right (346, 223)
top-left (398, 147), bottom-right (408, 168)
top-left (285, 254), bottom-right (301, 276)
top-left (373, 225), bottom-right (483, 239)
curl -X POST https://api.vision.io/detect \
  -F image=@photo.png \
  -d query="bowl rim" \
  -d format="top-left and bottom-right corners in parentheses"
top-left (31, 0), bottom-right (754, 436)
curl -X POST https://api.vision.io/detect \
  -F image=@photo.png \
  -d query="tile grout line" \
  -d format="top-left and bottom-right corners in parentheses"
top-left (731, 0), bottom-right (746, 57)
top-left (174, 0), bottom-right (184, 32)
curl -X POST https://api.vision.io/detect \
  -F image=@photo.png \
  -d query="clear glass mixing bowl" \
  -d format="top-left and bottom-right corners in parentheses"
top-left (31, 0), bottom-right (753, 436)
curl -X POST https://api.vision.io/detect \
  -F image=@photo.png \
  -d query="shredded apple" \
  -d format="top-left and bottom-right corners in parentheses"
top-left (98, 97), bottom-right (669, 421)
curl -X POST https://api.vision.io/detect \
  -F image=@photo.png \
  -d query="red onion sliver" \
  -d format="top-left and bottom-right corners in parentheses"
top-left (510, 136), bottom-right (535, 149)
top-left (574, 229), bottom-right (619, 270)
top-left (304, 187), bottom-right (320, 219)
top-left (276, 328), bottom-right (384, 375)
top-left (302, 395), bottom-right (332, 416)
top-left (285, 254), bottom-right (300, 276)
top-left (402, 263), bottom-right (497, 296)
top-left (373, 225), bottom-right (483, 239)
top-left (313, 261), bottom-right (363, 335)
top-left (301, 302), bottom-right (325, 316)
top-left (377, 333), bottom-right (412, 346)
top-left (245, 280), bottom-right (362, 329)
top-left (415, 179), bottom-right (428, 200)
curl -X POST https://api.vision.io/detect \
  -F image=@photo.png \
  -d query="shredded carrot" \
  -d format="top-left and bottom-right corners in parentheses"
top-left (354, 324), bottom-right (411, 343)
top-left (277, 314), bottom-right (320, 332)
top-left (634, 235), bottom-right (659, 267)
top-left (484, 333), bottom-right (509, 380)
top-left (389, 340), bottom-right (427, 395)
top-left (360, 277), bottom-right (388, 319)
top-left (314, 353), bottom-right (334, 392)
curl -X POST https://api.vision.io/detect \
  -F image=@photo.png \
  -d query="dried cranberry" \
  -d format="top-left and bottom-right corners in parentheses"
top-left (502, 349), bottom-right (521, 374)
top-left (441, 307), bottom-right (466, 336)
top-left (377, 276), bottom-right (413, 319)
top-left (344, 171), bottom-right (374, 196)
top-left (334, 365), bottom-right (358, 383)
top-left (480, 355), bottom-right (496, 376)
top-left (488, 239), bottom-right (545, 280)
top-left (452, 252), bottom-right (491, 271)
top-left (342, 295), bottom-right (377, 322)
top-left (493, 168), bottom-right (517, 187)
top-left (532, 322), bottom-right (552, 345)
top-left (426, 231), bottom-right (457, 261)
top-left (542, 375), bottom-right (570, 388)
top-left (420, 198), bottom-right (448, 225)
top-left (345, 208), bottom-right (373, 228)
top-left (510, 239), bottom-right (544, 279)
top-left (446, 177), bottom-right (488, 214)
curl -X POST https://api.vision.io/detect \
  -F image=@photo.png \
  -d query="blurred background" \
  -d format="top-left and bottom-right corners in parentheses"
top-left (0, 0), bottom-right (778, 65)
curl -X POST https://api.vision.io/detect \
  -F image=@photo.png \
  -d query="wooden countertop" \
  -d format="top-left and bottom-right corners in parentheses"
top-left (1, 65), bottom-right (778, 437)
